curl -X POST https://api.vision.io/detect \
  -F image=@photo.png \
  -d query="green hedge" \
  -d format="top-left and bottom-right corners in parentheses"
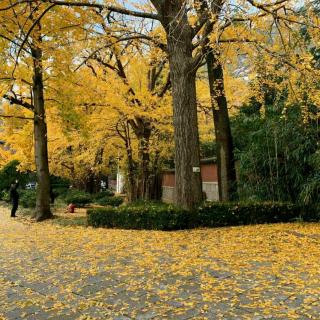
top-left (95, 196), bottom-right (123, 207)
top-left (87, 205), bottom-right (194, 230)
top-left (197, 202), bottom-right (306, 227)
top-left (87, 202), bottom-right (319, 230)
top-left (62, 190), bottom-right (92, 207)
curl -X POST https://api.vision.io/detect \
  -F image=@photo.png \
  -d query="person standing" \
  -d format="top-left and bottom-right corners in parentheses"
top-left (10, 180), bottom-right (19, 218)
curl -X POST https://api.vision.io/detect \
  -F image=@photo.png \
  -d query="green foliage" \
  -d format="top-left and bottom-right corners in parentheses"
top-left (299, 151), bottom-right (320, 205)
top-left (197, 202), bottom-right (311, 227)
top-left (87, 201), bottom-right (316, 230)
top-left (0, 190), bottom-right (10, 202)
top-left (0, 160), bottom-right (30, 191)
top-left (232, 102), bottom-right (319, 205)
top-left (61, 189), bottom-right (92, 207)
top-left (51, 175), bottom-right (70, 197)
top-left (93, 190), bottom-right (115, 199)
top-left (95, 196), bottom-right (123, 207)
top-left (127, 200), bottom-right (168, 208)
top-left (20, 190), bottom-right (37, 208)
top-left (200, 141), bottom-right (217, 158)
top-left (52, 186), bottom-right (69, 198)
top-left (87, 204), bottom-right (193, 230)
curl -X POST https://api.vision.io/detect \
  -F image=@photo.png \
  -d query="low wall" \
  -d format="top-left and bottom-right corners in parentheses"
top-left (161, 159), bottom-right (219, 203)
top-left (203, 182), bottom-right (219, 201)
top-left (162, 186), bottom-right (175, 203)
top-left (162, 182), bottom-right (219, 203)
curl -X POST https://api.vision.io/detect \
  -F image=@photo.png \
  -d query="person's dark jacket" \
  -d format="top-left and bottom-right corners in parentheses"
top-left (10, 183), bottom-right (19, 203)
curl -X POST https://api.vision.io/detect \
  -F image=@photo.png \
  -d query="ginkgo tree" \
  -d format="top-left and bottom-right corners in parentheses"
top-left (0, 1), bottom-right (57, 220)
top-left (0, 1), bottom-right (104, 220)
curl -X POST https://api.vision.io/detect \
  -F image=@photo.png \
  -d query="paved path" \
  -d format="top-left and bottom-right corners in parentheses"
top-left (1, 208), bottom-right (320, 319)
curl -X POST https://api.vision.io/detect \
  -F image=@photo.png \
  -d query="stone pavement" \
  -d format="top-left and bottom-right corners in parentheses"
top-left (0, 207), bottom-right (320, 319)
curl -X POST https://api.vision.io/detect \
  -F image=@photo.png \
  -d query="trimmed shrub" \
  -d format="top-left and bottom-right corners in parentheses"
top-left (93, 190), bottom-right (115, 199)
top-left (197, 202), bottom-right (305, 227)
top-left (95, 196), bottom-right (123, 207)
top-left (20, 190), bottom-right (36, 208)
top-left (87, 205), bottom-right (195, 230)
top-left (63, 190), bottom-right (92, 207)
top-left (87, 201), bottom-right (318, 231)
top-left (127, 200), bottom-right (167, 208)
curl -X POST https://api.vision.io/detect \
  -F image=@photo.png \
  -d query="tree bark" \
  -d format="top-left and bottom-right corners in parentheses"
top-left (151, 1), bottom-right (203, 209)
top-left (32, 43), bottom-right (52, 221)
top-left (129, 119), bottom-right (152, 200)
top-left (207, 51), bottom-right (237, 201)
top-left (126, 143), bottom-right (137, 202)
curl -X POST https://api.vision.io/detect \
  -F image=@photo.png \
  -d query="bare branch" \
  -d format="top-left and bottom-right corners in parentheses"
top-left (0, 33), bottom-right (31, 54)
top-left (3, 94), bottom-right (34, 110)
top-left (0, 1), bottom-right (30, 11)
top-left (0, 114), bottom-right (33, 120)
top-left (44, 0), bottom-right (159, 20)
top-left (12, 4), bottom-right (56, 76)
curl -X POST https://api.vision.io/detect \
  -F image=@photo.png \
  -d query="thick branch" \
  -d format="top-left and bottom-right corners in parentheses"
top-left (45, 0), bottom-right (159, 20)
top-left (156, 72), bottom-right (171, 98)
top-left (3, 94), bottom-right (34, 110)
top-left (0, 114), bottom-right (33, 120)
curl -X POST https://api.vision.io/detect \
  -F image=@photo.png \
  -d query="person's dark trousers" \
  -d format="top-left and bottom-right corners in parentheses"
top-left (11, 201), bottom-right (18, 217)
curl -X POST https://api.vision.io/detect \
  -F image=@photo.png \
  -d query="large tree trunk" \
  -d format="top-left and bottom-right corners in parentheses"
top-left (153, 1), bottom-right (203, 209)
top-left (207, 51), bottom-right (237, 201)
top-left (32, 44), bottom-right (52, 221)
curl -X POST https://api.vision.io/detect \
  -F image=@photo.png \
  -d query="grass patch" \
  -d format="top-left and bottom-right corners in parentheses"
top-left (52, 216), bottom-right (87, 227)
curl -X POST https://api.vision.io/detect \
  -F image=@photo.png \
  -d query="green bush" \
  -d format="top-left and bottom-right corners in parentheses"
top-left (197, 202), bottom-right (306, 227)
top-left (62, 190), bottom-right (92, 207)
top-left (0, 160), bottom-right (31, 192)
top-left (20, 190), bottom-right (37, 208)
top-left (93, 190), bottom-right (115, 199)
top-left (87, 201), bottom-right (318, 230)
top-left (52, 186), bottom-right (69, 198)
top-left (127, 200), bottom-right (167, 208)
top-left (0, 191), bottom-right (10, 202)
top-left (87, 205), bottom-right (194, 230)
top-left (95, 196), bottom-right (123, 207)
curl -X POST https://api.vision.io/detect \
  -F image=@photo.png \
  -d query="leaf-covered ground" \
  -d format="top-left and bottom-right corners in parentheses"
top-left (0, 207), bottom-right (320, 320)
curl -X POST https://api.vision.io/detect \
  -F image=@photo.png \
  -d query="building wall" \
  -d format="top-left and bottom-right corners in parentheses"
top-left (162, 172), bottom-right (175, 187)
top-left (201, 163), bottom-right (218, 182)
top-left (162, 163), bottom-right (219, 203)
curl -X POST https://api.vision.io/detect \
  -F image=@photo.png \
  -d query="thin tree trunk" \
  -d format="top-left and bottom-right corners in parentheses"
top-left (147, 151), bottom-right (162, 200)
top-left (126, 147), bottom-right (137, 202)
top-left (207, 51), bottom-right (237, 201)
top-left (132, 121), bottom-right (152, 200)
top-left (32, 43), bottom-right (52, 221)
top-left (125, 125), bottom-right (137, 202)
